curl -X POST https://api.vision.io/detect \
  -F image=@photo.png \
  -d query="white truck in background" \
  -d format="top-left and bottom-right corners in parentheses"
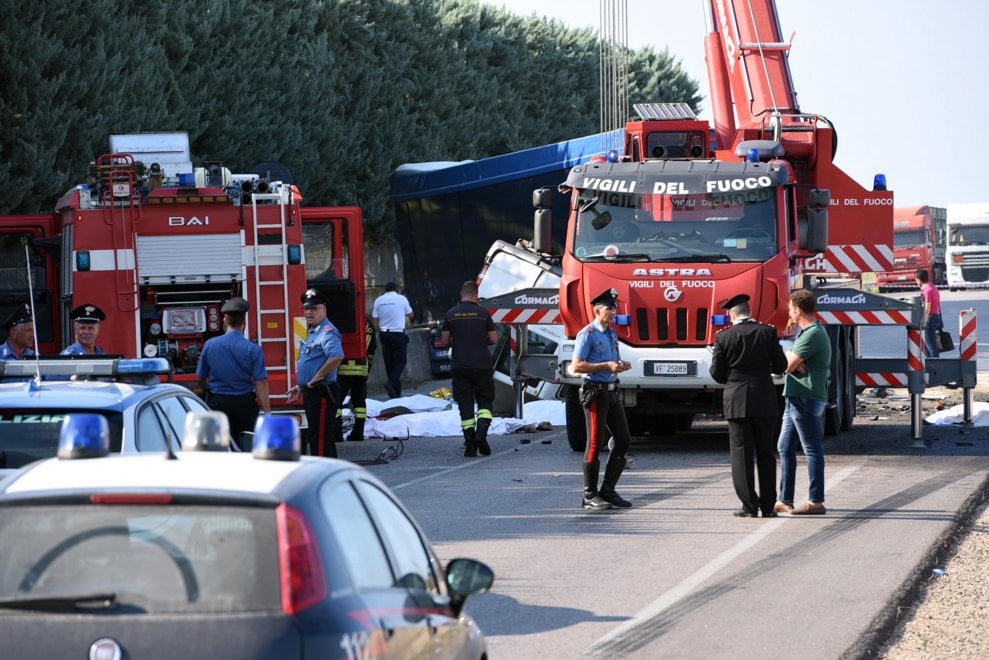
top-left (946, 203), bottom-right (989, 290)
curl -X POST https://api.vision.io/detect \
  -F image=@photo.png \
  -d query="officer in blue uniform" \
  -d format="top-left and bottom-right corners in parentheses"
top-left (61, 304), bottom-right (107, 356)
top-left (287, 289), bottom-right (344, 458)
top-left (196, 297), bottom-right (271, 446)
top-left (0, 305), bottom-right (36, 361)
top-left (572, 288), bottom-right (633, 510)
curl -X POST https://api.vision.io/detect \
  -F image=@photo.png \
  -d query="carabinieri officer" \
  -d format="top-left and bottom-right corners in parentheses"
top-left (571, 288), bottom-right (633, 511)
top-left (287, 289), bottom-right (344, 458)
top-left (61, 304), bottom-right (107, 355)
top-left (196, 297), bottom-right (270, 447)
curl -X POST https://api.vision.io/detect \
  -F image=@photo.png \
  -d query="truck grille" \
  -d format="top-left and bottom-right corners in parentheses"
top-left (961, 251), bottom-right (989, 282)
top-left (636, 307), bottom-right (709, 342)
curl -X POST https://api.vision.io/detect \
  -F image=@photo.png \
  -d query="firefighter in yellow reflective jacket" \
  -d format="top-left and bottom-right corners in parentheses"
top-left (335, 320), bottom-right (377, 441)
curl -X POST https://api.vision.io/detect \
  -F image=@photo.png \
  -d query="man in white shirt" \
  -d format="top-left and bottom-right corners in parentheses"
top-left (371, 281), bottom-right (413, 398)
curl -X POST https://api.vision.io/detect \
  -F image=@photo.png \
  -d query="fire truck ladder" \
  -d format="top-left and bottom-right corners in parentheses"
top-left (97, 154), bottom-right (142, 313)
top-left (247, 188), bottom-right (294, 396)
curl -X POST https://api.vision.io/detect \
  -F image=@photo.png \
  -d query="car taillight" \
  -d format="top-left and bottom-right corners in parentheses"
top-left (276, 503), bottom-right (328, 615)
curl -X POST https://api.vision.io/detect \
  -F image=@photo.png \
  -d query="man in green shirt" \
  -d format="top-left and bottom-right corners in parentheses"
top-left (775, 289), bottom-right (831, 515)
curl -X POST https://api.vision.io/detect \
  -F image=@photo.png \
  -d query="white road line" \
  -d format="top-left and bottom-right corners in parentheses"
top-left (391, 446), bottom-right (527, 490)
top-left (590, 462), bottom-right (863, 649)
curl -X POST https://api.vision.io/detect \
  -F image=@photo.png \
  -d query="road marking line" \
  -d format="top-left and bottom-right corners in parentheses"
top-left (391, 447), bottom-right (526, 490)
top-left (590, 462), bottom-right (862, 649)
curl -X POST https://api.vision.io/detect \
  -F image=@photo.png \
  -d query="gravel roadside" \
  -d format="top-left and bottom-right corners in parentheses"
top-left (875, 382), bottom-right (989, 659)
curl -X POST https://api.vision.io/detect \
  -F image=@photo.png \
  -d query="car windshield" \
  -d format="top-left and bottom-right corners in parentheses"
top-left (0, 505), bottom-right (279, 613)
top-left (0, 410), bottom-right (124, 469)
top-left (572, 188), bottom-right (778, 262)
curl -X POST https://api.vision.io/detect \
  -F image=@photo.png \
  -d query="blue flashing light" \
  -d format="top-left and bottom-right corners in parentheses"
top-left (746, 148), bottom-right (760, 163)
top-left (614, 314), bottom-right (632, 327)
top-left (115, 358), bottom-right (170, 374)
top-left (76, 251), bottom-right (91, 272)
top-left (287, 245), bottom-right (302, 265)
top-left (711, 314), bottom-right (731, 327)
top-left (606, 149), bottom-right (620, 163)
top-left (253, 416), bottom-right (301, 461)
top-left (873, 173), bottom-right (887, 191)
top-left (58, 414), bottom-right (110, 460)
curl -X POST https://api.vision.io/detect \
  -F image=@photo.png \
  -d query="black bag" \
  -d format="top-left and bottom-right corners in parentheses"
top-left (937, 330), bottom-right (954, 352)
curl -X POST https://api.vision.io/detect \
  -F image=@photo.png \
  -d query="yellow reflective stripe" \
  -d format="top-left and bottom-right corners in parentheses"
top-left (477, 408), bottom-right (493, 421)
top-left (461, 419), bottom-right (476, 430)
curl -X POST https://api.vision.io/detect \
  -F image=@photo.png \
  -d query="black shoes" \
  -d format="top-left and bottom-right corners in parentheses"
top-left (582, 494), bottom-right (613, 510)
top-left (733, 507), bottom-right (758, 518)
top-left (476, 437), bottom-right (491, 456)
top-left (599, 489), bottom-right (632, 508)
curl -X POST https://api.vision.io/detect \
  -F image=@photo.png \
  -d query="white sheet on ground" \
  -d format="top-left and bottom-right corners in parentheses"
top-left (360, 397), bottom-right (566, 438)
top-left (924, 401), bottom-right (989, 426)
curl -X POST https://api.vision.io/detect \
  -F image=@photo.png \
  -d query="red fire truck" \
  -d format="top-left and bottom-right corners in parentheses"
top-left (0, 133), bottom-right (366, 407)
top-left (876, 206), bottom-right (947, 290)
top-left (478, 0), bottom-right (895, 450)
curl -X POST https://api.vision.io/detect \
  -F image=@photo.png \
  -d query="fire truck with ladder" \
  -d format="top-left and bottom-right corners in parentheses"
top-left (477, 0), bottom-right (905, 451)
top-left (0, 133), bottom-right (366, 410)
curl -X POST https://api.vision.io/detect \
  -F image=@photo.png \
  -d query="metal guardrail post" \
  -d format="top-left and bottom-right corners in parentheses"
top-left (959, 308), bottom-right (978, 424)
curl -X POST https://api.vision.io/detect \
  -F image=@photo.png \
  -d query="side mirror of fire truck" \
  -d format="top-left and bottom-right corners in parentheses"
top-left (533, 188), bottom-right (553, 254)
top-left (799, 188), bottom-right (830, 253)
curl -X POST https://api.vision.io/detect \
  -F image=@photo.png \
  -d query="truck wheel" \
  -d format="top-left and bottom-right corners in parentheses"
top-left (840, 330), bottom-right (856, 431)
top-left (565, 390), bottom-right (587, 453)
top-left (824, 327), bottom-right (845, 436)
top-left (675, 413), bottom-right (694, 432)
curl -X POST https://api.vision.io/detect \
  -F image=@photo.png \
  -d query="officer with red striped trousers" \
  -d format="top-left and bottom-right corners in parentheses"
top-left (572, 288), bottom-right (633, 510)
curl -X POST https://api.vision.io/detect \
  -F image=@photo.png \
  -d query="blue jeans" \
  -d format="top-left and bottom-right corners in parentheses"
top-left (777, 397), bottom-right (827, 504)
top-left (924, 313), bottom-right (942, 358)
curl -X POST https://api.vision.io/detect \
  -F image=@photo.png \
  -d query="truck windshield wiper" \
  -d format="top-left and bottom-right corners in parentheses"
top-left (0, 593), bottom-right (117, 611)
top-left (582, 253), bottom-right (651, 262)
top-left (659, 254), bottom-right (732, 263)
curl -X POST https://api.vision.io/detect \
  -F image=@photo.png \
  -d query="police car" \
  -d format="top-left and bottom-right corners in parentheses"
top-left (0, 414), bottom-right (494, 659)
top-left (0, 358), bottom-right (211, 480)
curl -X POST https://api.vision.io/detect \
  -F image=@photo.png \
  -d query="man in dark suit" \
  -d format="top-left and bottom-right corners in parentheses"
top-left (710, 294), bottom-right (787, 518)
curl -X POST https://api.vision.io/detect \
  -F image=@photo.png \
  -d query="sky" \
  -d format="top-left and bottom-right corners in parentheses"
top-left (478, 0), bottom-right (988, 208)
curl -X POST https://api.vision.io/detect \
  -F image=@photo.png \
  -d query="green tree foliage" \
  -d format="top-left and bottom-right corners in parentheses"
top-left (0, 0), bottom-right (699, 243)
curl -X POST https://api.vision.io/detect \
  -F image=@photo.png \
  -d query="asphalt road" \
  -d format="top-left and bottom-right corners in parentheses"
top-left (339, 380), bottom-right (987, 659)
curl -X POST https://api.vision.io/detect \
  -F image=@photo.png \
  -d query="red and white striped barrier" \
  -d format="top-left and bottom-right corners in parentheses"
top-left (803, 244), bottom-right (895, 273)
top-left (489, 308), bottom-right (561, 324)
top-left (908, 327), bottom-right (927, 386)
top-left (959, 308), bottom-right (978, 362)
top-left (818, 309), bottom-right (912, 325)
top-left (855, 327), bottom-right (925, 388)
top-left (856, 373), bottom-right (908, 388)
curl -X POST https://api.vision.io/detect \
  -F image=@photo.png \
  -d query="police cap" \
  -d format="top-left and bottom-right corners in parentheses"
top-left (70, 304), bottom-right (107, 323)
top-left (220, 297), bottom-right (250, 314)
top-left (591, 288), bottom-right (619, 308)
top-left (301, 288), bottom-right (328, 308)
top-left (3, 304), bottom-right (33, 331)
top-left (721, 294), bottom-right (750, 311)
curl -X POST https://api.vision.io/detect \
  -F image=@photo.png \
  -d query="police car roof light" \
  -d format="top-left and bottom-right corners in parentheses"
top-left (115, 358), bottom-right (171, 375)
top-left (253, 416), bottom-right (301, 461)
top-left (58, 414), bottom-right (110, 460)
top-left (0, 357), bottom-right (171, 379)
top-left (182, 411), bottom-right (231, 451)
